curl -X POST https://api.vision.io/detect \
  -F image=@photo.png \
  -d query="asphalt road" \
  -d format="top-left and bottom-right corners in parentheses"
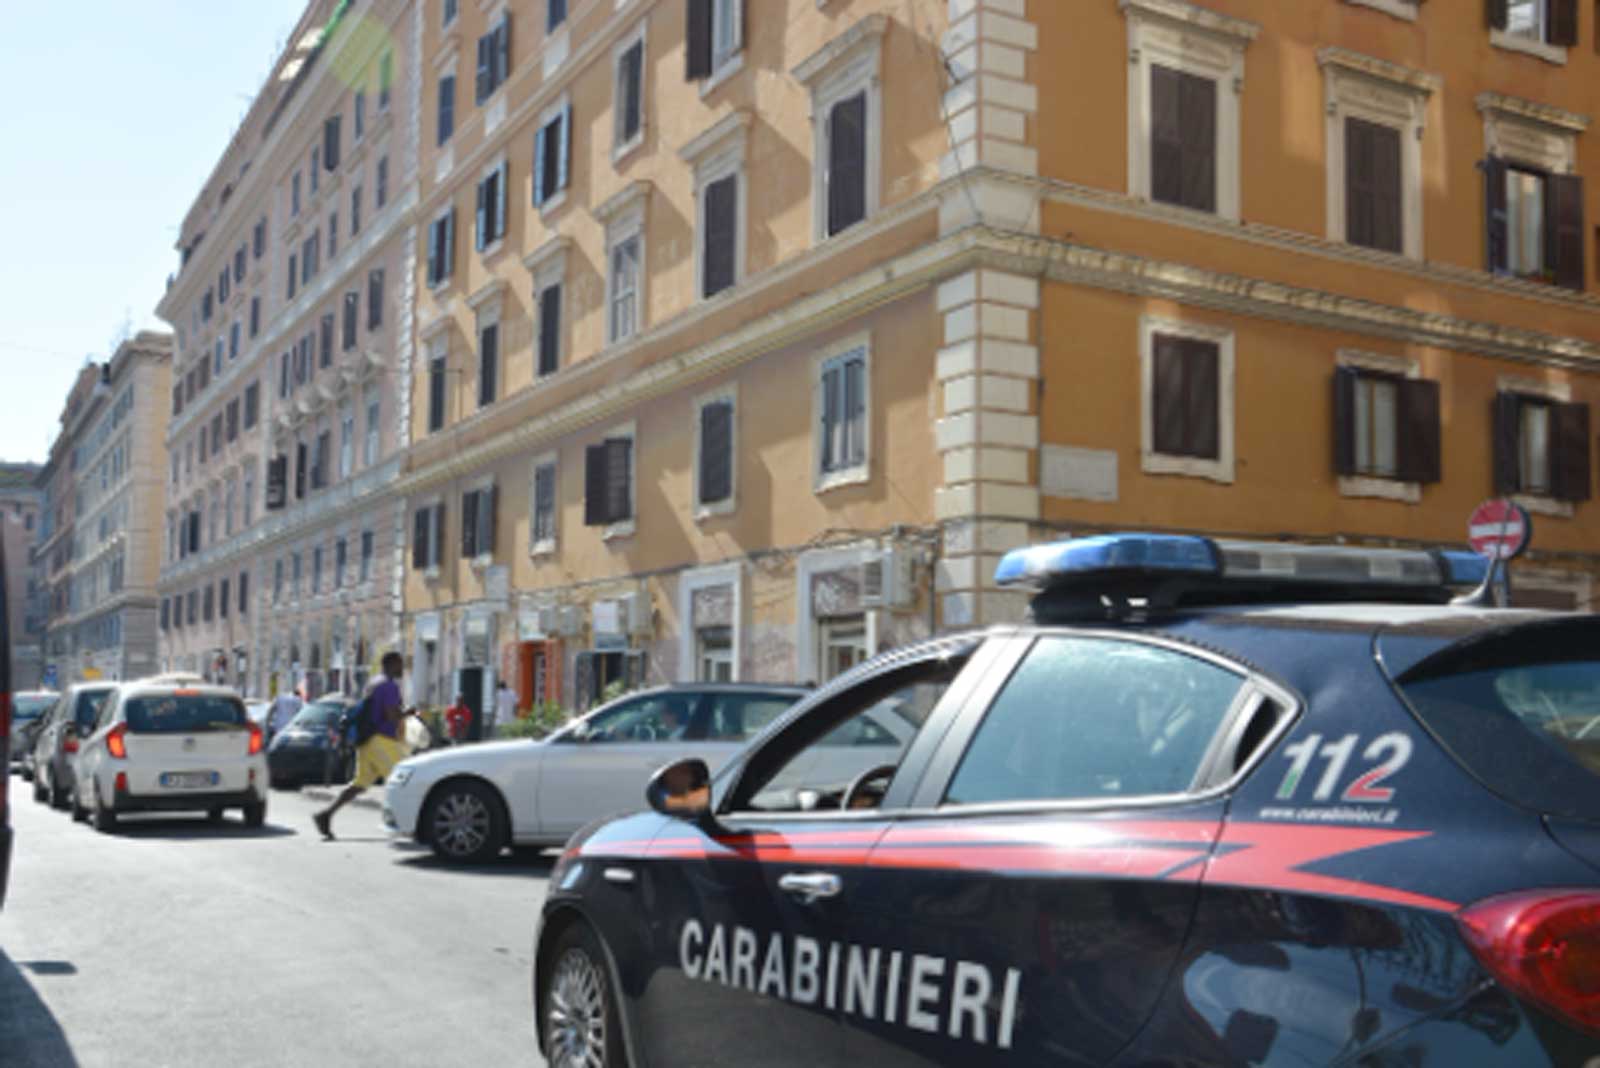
top-left (0, 776), bottom-right (552, 1067)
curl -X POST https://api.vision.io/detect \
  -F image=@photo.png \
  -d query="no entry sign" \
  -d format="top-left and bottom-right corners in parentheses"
top-left (1467, 499), bottom-right (1531, 560)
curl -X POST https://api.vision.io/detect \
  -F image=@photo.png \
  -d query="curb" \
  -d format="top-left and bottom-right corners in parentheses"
top-left (298, 786), bottom-right (383, 810)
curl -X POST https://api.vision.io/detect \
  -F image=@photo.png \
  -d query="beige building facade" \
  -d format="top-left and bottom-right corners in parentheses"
top-left (0, 463), bottom-right (44, 689)
top-left (156, 0), bottom-right (420, 698)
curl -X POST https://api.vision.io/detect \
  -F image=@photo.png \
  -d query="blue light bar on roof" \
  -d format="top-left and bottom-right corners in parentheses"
top-left (995, 534), bottom-right (1489, 592)
top-left (992, 534), bottom-right (1219, 587)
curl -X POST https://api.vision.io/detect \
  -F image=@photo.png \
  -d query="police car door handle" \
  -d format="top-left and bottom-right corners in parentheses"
top-left (778, 872), bottom-right (842, 904)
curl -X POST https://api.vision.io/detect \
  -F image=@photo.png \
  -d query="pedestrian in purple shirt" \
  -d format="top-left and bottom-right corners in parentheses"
top-left (313, 651), bottom-right (411, 840)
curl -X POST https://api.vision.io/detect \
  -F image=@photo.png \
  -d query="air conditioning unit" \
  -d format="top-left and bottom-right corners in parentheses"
top-left (860, 549), bottom-right (915, 610)
top-left (556, 605), bottom-right (585, 637)
top-left (620, 592), bottom-right (653, 635)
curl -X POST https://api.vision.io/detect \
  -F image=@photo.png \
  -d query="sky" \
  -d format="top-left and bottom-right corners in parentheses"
top-left (0, 1), bottom-right (310, 465)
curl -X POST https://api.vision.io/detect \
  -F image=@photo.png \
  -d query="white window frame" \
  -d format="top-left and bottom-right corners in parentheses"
top-left (1335, 349), bottom-right (1422, 503)
top-left (677, 562), bottom-right (743, 682)
top-left (419, 494), bottom-right (445, 578)
top-left (1319, 48), bottom-right (1436, 261)
top-left (1498, 373), bottom-right (1576, 518)
top-left (600, 420), bottom-right (638, 542)
top-left (1139, 314), bottom-right (1235, 484)
top-left (1123, 0), bottom-right (1255, 224)
top-left (612, 21), bottom-right (648, 164)
top-left (599, 185), bottom-right (649, 346)
top-left (703, 0), bottom-right (744, 95)
top-left (1342, 0), bottom-right (1418, 20)
top-left (427, 206), bottom-right (455, 289)
top-left (465, 473), bottom-right (497, 568)
top-left (476, 152), bottom-right (509, 257)
top-left (529, 449), bottom-right (559, 557)
top-left (813, 332), bottom-right (871, 493)
top-left (794, 20), bottom-right (884, 244)
top-left (693, 383), bottom-right (739, 519)
top-left (1493, 1), bottom-right (1568, 64)
top-left (794, 545), bottom-right (880, 683)
top-left (681, 111), bottom-right (750, 301)
top-left (535, 94), bottom-right (573, 217)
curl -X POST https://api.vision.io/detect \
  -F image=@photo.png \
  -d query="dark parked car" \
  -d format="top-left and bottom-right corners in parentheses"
top-left (266, 698), bottom-right (356, 789)
top-left (31, 682), bottom-right (118, 809)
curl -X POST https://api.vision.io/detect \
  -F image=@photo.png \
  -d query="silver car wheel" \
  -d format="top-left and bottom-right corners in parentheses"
top-left (431, 791), bottom-right (491, 857)
top-left (547, 947), bottom-right (608, 1068)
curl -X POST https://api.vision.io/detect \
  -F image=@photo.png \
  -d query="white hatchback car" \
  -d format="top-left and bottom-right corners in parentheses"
top-left (72, 680), bottom-right (268, 831)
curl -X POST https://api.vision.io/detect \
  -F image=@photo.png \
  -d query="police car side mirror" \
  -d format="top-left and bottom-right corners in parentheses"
top-left (647, 758), bottom-right (712, 821)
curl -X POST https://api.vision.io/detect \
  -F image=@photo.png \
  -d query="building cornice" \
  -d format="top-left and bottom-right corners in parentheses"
top-left (1316, 47), bottom-right (1439, 95)
top-left (1475, 91), bottom-right (1590, 134)
top-left (1118, 0), bottom-right (1260, 42)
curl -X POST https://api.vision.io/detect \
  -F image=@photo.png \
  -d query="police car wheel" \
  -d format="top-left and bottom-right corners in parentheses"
top-left (425, 781), bottom-right (504, 864)
top-left (542, 924), bottom-right (625, 1068)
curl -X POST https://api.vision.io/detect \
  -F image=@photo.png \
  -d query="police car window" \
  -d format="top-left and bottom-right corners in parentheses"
top-left (737, 676), bottom-right (953, 814)
top-left (945, 636), bottom-right (1245, 805)
top-left (568, 694), bottom-right (697, 743)
top-left (75, 690), bottom-right (109, 729)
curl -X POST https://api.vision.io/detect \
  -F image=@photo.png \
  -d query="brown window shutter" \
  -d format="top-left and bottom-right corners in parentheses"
top-left (1398, 378), bottom-right (1442, 484)
top-left (703, 174), bottom-right (738, 296)
top-left (1184, 339), bottom-right (1221, 460)
top-left (1179, 70), bottom-right (1216, 213)
top-left (1347, 119), bottom-right (1402, 253)
top-left (412, 510), bottom-right (428, 569)
top-left (462, 490), bottom-right (479, 557)
top-left (1150, 65), bottom-right (1184, 208)
top-left (1550, 174), bottom-right (1586, 292)
top-left (486, 485), bottom-right (499, 554)
top-left (700, 401), bottom-right (733, 504)
top-left (607, 437), bottom-right (634, 522)
top-left (686, 0), bottom-right (713, 79)
top-left (1486, 0), bottom-right (1509, 29)
top-left (1484, 156), bottom-right (1509, 273)
top-left (1492, 392), bottom-right (1522, 494)
top-left (539, 285), bottom-right (561, 376)
top-left (1551, 402), bottom-right (1592, 501)
top-left (1549, 0), bottom-right (1580, 44)
top-left (1372, 123), bottom-right (1403, 253)
top-left (1151, 334), bottom-right (1187, 457)
top-left (584, 444), bottom-right (608, 525)
top-left (1332, 366), bottom-right (1359, 476)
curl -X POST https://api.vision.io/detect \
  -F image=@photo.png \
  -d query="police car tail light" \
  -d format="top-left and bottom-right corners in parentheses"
top-left (1458, 889), bottom-right (1600, 1036)
top-left (247, 721), bottom-right (264, 756)
top-left (106, 724), bottom-right (127, 760)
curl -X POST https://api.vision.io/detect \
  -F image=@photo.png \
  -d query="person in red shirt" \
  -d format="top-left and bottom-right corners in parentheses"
top-left (444, 694), bottom-right (473, 744)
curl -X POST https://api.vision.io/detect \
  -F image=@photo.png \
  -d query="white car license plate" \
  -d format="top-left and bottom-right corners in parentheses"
top-left (160, 771), bottom-right (219, 789)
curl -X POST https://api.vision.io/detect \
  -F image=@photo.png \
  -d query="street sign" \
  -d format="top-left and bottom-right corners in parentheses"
top-left (1468, 499), bottom-right (1531, 560)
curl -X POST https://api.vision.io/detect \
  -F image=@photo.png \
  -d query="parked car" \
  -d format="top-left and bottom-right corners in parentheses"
top-left (72, 679), bottom-right (267, 831)
top-left (31, 682), bottom-right (118, 809)
top-left (0, 531), bottom-right (12, 908)
top-left (9, 691), bottom-right (57, 778)
top-left (384, 684), bottom-right (809, 863)
top-left (266, 697), bottom-right (355, 789)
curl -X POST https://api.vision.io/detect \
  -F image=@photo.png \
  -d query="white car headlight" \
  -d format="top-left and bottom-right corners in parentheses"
top-left (389, 766), bottom-right (413, 788)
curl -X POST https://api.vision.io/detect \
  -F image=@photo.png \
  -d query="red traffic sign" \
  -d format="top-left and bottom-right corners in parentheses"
top-left (1468, 499), bottom-right (1532, 560)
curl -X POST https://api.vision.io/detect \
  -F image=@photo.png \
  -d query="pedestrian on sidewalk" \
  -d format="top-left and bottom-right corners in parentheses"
top-left (313, 652), bottom-right (409, 841)
top-left (444, 693), bottom-right (472, 744)
top-left (491, 679), bottom-right (518, 741)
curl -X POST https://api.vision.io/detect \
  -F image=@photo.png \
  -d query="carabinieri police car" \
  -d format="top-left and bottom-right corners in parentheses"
top-left (532, 534), bottom-right (1600, 1067)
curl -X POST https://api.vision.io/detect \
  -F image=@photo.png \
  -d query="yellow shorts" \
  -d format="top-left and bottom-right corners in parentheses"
top-left (353, 733), bottom-right (407, 788)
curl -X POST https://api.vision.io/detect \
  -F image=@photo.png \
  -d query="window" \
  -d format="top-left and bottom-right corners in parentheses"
top-left (238, 570), bottom-right (249, 613)
top-left (607, 231), bottom-right (641, 343)
top-left (946, 637), bottom-right (1245, 805)
top-left (477, 311), bottom-right (499, 408)
top-left (1321, 49), bottom-right (1431, 260)
top-left (335, 537), bottom-right (348, 588)
top-left (328, 211), bottom-right (338, 259)
top-left (461, 485), bottom-right (498, 559)
top-left (1486, 159), bottom-right (1585, 290)
top-left (324, 114), bottom-right (341, 171)
top-left (312, 545), bottom-right (323, 595)
top-left (584, 433), bottom-right (634, 529)
top-left (442, 0), bottom-right (457, 26)
top-left (161, 599), bottom-right (170, 631)
top-left (696, 627), bottom-right (734, 682)
top-left (198, 426), bottom-right (208, 465)
top-left (412, 502), bottom-right (445, 571)
top-left (1125, 2), bottom-right (1249, 222)
top-left (614, 32), bottom-right (645, 154)
top-left (243, 466), bottom-right (255, 525)
top-left (364, 390), bottom-right (381, 466)
top-left (253, 217), bottom-right (266, 259)
top-left (685, 0), bottom-right (743, 82)
top-left (313, 430), bottom-right (331, 491)
top-left (1345, 117), bottom-right (1403, 253)
top-left (243, 382), bottom-right (259, 429)
top-left (229, 321), bottom-right (240, 360)
top-left (537, 281), bottom-right (562, 377)
top-left (427, 209), bottom-right (456, 287)
top-left (274, 558), bottom-right (284, 602)
top-left (220, 578), bottom-right (230, 619)
top-left (379, 50), bottom-right (393, 111)
top-left (532, 456), bottom-right (558, 550)
top-left (310, 145), bottom-right (320, 192)
top-left (343, 291), bottom-right (360, 350)
top-left (1141, 318), bottom-right (1234, 483)
top-left (294, 440), bottom-right (308, 499)
top-left (339, 404), bottom-right (355, 479)
top-left (287, 254), bottom-right (297, 299)
top-left (548, 0), bottom-right (567, 31)
top-left (533, 101), bottom-right (573, 209)
top-left (475, 13), bottom-right (511, 103)
top-left (1492, 0), bottom-right (1580, 52)
top-left (696, 392), bottom-right (736, 512)
top-left (360, 529), bottom-right (374, 582)
top-left (376, 156), bottom-right (389, 208)
top-left (438, 73), bottom-right (456, 145)
top-left (428, 340), bottom-right (449, 432)
top-left (824, 92), bottom-right (867, 237)
top-left (796, 25), bottom-right (885, 242)
top-left (475, 161), bottom-right (509, 250)
top-left (249, 296), bottom-right (260, 339)
top-left (817, 344), bottom-right (867, 482)
top-left (234, 246), bottom-right (246, 284)
top-left (368, 269), bottom-right (385, 330)
top-left (354, 90), bottom-right (366, 140)
top-left (302, 233), bottom-right (318, 283)
top-left (1494, 391), bottom-right (1591, 501)
top-left (1332, 364), bottom-right (1440, 486)
top-left (320, 313), bottom-right (335, 368)
top-left (226, 398), bottom-right (240, 443)
top-left (219, 268), bottom-right (230, 303)
top-left (203, 585), bottom-right (214, 622)
top-left (351, 185), bottom-right (362, 236)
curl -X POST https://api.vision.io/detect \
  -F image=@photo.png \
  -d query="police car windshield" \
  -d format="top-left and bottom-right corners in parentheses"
top-left (1398, 619), bottom-right (1600, 820)
top-left (124, 695), bottom-right (248, 733)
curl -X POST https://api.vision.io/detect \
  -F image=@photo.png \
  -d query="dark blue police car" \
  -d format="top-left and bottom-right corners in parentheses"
top-left (532, 534), bottom-right (1600, 1066)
